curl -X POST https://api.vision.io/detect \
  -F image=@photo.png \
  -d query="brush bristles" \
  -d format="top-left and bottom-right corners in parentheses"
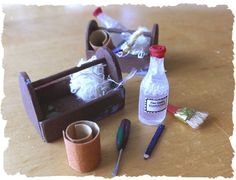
top-left (186, 111), bottom-right (208, 129)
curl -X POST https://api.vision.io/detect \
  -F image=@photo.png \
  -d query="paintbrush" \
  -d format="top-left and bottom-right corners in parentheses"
top-left (167, 104), bottom-right (208, 129)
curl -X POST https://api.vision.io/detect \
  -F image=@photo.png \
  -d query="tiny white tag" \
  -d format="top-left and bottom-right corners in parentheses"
top-left (145, 96), bottom-right (168, 113)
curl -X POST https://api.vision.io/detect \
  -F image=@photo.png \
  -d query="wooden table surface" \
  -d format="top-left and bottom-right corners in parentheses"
top-left (2, 4), bottom-right (234, 178)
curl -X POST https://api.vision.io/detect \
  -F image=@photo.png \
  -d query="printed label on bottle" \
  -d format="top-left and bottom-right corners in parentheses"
top-left (145, 96), bottom-right (168, 113)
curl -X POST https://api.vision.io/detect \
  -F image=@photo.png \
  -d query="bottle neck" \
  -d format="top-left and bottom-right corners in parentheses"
top-left (148, 56), bottom-right (165, 76)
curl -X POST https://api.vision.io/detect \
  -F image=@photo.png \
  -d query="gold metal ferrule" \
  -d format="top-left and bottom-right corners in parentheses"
top-left (174, 107), bottom-right (196, 123)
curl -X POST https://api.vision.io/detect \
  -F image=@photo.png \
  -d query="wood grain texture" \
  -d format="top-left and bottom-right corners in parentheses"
top-left (2, 4), bottom-right (234, 177)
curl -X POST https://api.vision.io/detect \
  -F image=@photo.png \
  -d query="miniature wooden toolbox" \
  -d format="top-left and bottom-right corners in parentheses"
top-left (18, 48), bottom-right (125, 142)
top-left (86, 20), bottom-right (159, 73)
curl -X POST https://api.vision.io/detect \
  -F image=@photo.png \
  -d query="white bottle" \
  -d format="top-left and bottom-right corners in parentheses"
top-left (93, 7), bottom-right (127, 31)
top-left (138, 45), bottom-right (169, 125)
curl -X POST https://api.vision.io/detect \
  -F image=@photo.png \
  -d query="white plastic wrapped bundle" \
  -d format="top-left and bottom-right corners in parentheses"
top-left (70, 56), bottom-right (137, 102)
top-left (69, 56), bottom-right (111, 102)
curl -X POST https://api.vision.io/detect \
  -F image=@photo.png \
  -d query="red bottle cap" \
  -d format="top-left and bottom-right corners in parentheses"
top-left (93, 7), bottom-right (103, 17)
top-left (149, 45), bottom-right (166, 58)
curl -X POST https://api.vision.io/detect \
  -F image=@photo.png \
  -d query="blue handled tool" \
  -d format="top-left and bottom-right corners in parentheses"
top-left (144, 124), bottom-right (165, 159)
top-left (112, 119), bottom-right (131, 177)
